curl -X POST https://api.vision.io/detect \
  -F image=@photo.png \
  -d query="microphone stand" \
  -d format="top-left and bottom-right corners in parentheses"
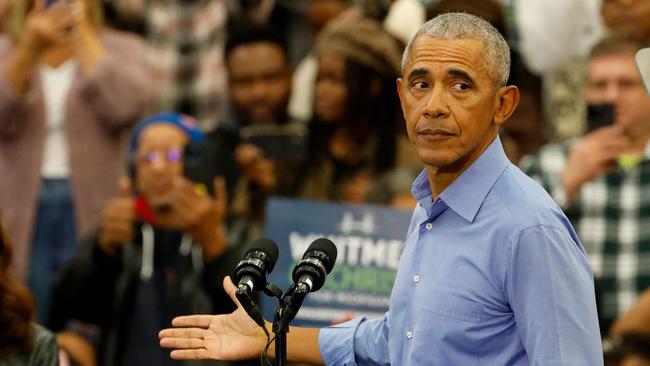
top-left (272, 283), bottom-right (309, 366)
top-left (259, 283), bottom-right (312, 366)
top-left (262, 283), bottom-right (289, 366)
top-left (272, 307), bottom-right (288, 366)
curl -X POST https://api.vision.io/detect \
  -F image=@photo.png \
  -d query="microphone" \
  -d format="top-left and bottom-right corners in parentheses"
top-left (233, 238), bottom-right (279, 326)
top-left (292, 238), bottom-right (337, 292)
top-left (280, 238), bottom-right (338, 329)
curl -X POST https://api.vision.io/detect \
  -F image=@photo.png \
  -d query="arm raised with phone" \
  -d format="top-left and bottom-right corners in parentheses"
top-left (559, 36), bottom-right (650, 203)
top-left (4, 0), bottom-right (103, 95)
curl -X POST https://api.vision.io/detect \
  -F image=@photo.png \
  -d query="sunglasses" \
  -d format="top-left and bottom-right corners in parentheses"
top-left (137, 148), bottom-right (183, 165)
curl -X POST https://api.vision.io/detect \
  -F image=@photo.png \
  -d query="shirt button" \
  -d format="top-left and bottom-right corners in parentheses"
top-left (406, 331), bottom-right (413, 339)
top-left (413, 275), bottom-right (420, 283)
top-left (425, 223), bottom-right (433, 230)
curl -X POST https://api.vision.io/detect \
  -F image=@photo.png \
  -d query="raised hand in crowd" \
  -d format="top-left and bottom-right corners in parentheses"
top-left (99, 176), bottom-right (135, 256)
top-left (4, 0), bottom-right (103, 94)
top-left (610, 287), bottom-right (650, 337)
top-left (561, 124), bottom-right (630, 202)
top-left (71, 0), bottom-right (104, 74)
top-left (155, 176), bottom-right (228, 260)
top-left (5, 0), bottom-right (80, 94)
top-left (17, 0), bottom-right (81, 52)
top-left (234, 143), bottom-right (277, 191)
top-left (99, 174), bottom-right (228, 260)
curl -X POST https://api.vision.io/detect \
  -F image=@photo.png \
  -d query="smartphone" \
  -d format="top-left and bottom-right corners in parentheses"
top-left (239, 123), bottom-right (308, 162)
top-left (586, 103), bottom-right (614, 133)
top-left (636, 48), bottom-right (650, 97)
top-left (182, 142), bottom-right (215, 196)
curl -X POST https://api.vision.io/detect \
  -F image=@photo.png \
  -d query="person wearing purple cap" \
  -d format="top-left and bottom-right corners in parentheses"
top-left (49, 114), bottom-right (252, 366)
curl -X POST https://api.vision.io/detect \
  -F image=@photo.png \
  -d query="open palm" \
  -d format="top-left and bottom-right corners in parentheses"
top-left (159, 277), bottom-right (268, 361)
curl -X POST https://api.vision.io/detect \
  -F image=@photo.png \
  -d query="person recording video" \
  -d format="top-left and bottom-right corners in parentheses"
top-left (0, 0), bottom-right (150, 325)
top-left (199, 24), bottom-right (304, 232)
top-left (521, 33), bottom-right (650, 335)
top-left (49, 114), bottom-right (252, 366)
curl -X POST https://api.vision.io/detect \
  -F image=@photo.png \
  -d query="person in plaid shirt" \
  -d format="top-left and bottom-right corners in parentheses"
top-left (520, 33), bottom-right (650, 335)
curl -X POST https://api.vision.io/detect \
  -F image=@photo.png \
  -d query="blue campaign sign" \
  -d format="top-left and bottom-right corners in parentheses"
top-left (260, 197), bottom-right (412, 327)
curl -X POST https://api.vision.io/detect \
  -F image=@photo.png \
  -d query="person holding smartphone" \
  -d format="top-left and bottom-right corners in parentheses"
top-left (521, 33), bottom-right (650, 336)
top-left (198, 24), bottom-right (304, 236)
top-left (0, 0), bottom-right (151, 325)
top-left (48, 114), bottom-right (251, 366)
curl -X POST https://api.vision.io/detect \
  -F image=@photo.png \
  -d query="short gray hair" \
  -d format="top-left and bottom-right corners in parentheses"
top-left (401, 12), bottom-right (511, 87)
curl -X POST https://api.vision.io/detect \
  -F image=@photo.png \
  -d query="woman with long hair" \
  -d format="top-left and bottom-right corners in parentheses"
top-left (0, 217), bottom-right (58, 365)
top-left (0, 0), bottom-right (150, 324)
top-left (293, 18), bottom-right (404, 203)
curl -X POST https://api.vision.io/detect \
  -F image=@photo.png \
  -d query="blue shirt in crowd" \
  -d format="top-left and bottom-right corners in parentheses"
top-left (319, 137), bottom-right (602, 365)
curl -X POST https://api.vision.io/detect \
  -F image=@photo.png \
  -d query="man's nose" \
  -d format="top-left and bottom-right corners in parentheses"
top-left (150, 159), bottom-right (167, 171)
top-left (422, 84), bottom-right (450, 118)
top-left (250, 79), bottom-right (269, 99)
top-left (603, 83), bottom-right (622, 105)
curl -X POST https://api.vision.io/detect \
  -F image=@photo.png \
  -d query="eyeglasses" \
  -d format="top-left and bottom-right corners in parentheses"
top-left (137, 148), bottom-right (183, 165)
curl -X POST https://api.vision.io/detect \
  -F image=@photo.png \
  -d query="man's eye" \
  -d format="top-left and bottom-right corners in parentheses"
top-left (452, 82), bottom-right (471, 91)
top-left (411, 81), bottom-right (429, 89)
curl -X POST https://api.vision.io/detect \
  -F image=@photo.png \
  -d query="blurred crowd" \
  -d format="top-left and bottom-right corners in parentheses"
top-left (0, 0), bottom-right (649, 365)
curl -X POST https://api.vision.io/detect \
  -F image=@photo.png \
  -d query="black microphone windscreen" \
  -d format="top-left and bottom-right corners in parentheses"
top-left (247, 238), bottom-right (280, 272)
top-left (305, 238), bottom-right (337, 273)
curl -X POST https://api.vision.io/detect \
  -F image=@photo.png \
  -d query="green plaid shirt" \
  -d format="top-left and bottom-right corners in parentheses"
top-left (520, 140), bottom-right (650, 333)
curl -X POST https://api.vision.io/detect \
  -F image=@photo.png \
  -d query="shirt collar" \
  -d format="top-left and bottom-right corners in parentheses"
top-left (411, 136), bottom-right (510, 222)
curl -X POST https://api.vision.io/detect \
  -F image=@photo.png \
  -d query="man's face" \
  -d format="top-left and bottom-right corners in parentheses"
top-left (586, 51), bottom-right (650, 132)
top-left (601, 0), bottom-right (650, 35)
top-left (315, 53), bottom-right (347, 124)
top-left (397, 36), bottom-right (515, 173)
top-left (135, 124), bottom-right (188, 209)
top-left (227, 42), bottom-right (292, 125)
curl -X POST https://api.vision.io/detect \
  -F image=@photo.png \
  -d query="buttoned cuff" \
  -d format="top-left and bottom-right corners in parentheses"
top-left (318, 317), bottom-right (366, 366)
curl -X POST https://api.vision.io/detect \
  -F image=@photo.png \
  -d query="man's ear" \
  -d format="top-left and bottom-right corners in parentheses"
top-left (493, 85), bottom-right (520, 126)
top-left (396, 78), bottom-right (407, 119)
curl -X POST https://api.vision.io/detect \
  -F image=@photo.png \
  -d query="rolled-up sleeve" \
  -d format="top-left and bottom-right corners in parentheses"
top-left (319, 313), bottom-right (391, 366)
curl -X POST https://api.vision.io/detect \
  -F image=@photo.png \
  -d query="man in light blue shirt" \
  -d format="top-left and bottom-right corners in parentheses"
top-left (159, 12), bottom-right (603, 365)
top-left (319, 135), bottom-right (602, 365)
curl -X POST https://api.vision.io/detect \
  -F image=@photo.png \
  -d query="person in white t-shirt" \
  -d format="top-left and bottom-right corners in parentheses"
top-left (0, 0), bottom-right (151, 324)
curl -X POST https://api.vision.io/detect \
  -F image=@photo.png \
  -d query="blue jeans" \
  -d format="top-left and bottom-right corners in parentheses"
top-left (28, 179), bottom-right (78, 325)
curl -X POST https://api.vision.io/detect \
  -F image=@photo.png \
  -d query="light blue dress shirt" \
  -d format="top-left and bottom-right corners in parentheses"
top-left (319, 137), bottom-right (603, 365)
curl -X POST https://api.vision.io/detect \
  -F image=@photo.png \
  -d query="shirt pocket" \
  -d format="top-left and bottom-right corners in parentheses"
top-left (422, 295), bottom-right (484, 323)
top-left (412, 297), bottom-right (485, 365)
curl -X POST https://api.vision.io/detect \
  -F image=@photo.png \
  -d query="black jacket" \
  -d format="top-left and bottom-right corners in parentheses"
top-left (51, 224), bottom-right (257, 366)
